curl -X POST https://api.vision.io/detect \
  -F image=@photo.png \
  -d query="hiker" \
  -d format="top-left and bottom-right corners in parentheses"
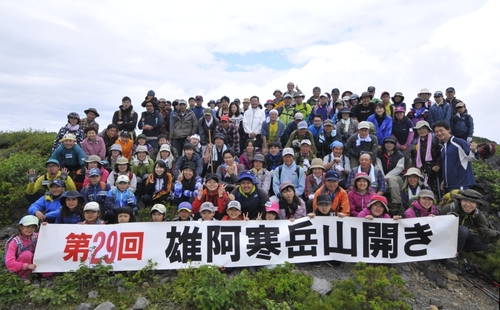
top-left (433, 120), bottom-right (477, 193)
top-left (80, 108), bottom-right (100, 134)
top-left (52, 112), bottom-right (85, 153)
top-left (112, 96), bottom-right (138, 141)
top-left (138, 99), bottom-right (165, 150)
top-left (428, 91), bottom-right (451, 126)
top-left (272, 148), bottom-right (306, 197)
top-left (81, 126), bottom-right (106, 160)
top-left (242, 96), bottom-right (265, 149)
top-left (25, 159), bottom-right (76, 203)
top-left (411, 121), bottom-right (441, 191)
top-left (440, 189), bottom-right (499, 253)
top-left (451, 102), bottom-right (474, 142)
top-left (391, 106), bottom-right (414, 157)
top-left (344, 121), bottom-right (378, 168)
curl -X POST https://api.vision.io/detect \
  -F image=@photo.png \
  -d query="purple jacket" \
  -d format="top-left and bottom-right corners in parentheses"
top-left (405, 200), bottom-right (438, 218)
top-left (81, 136), bottom-right (106, 159)
top-left (277, 198), bottom-right (307, 220)
top-left (348, 189), bottom-right (375, 217)
top-left (357, 208), bottom-right (390, 218)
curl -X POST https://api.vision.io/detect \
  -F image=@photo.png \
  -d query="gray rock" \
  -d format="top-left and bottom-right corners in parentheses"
top-left (423, 268), bottom-right (447, 288)
top-left (401, 264), bottom-right (411, 272)
top-left (75, 303), bottom-right (92, 310)
top-left (132, 297), bottom-right (150, 310)
top-left (310, 277), bottom-right (332, 296)
top-left (117, 286), bottom-right (126, 294)
top-left (159, 277), bottom-right (169, 285)
top-left (88, 291), bottom-right (98, 299)
top-left (429, 297), bottom-right (443, 309)
top-left (114, 279), bottom-right (123, 287)
top-left (94, 301), bottom-right (116, 310)
top-left (400, 272), bottom-right (411, 282)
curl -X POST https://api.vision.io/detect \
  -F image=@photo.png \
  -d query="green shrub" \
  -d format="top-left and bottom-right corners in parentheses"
top-left (461, 240), bottom-right (500, 282)
top-left (0, 269), bottom-right (31, 307)
top-left (326, 263), bottom-right (412, 310)
top-left (472, 161), bottom-right (500, 206)
top-left (0, 130), bottom-right (54, 158)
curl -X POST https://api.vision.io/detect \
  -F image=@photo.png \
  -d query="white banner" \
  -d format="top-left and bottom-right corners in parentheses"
top-left (33, 216), bottom-right (458, 272)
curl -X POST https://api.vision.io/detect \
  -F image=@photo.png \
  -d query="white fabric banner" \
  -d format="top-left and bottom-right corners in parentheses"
top-left (33, 216), bottom-right (458, 272)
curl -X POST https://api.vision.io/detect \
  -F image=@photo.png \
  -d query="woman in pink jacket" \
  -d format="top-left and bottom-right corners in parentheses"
top-left (348, 172), bottom-right (375, 217)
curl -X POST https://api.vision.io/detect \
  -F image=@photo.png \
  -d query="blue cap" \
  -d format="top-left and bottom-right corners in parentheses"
top-left (178, 202), bottom-right (192, 212)
top-left (147, 90), bottom-right (155, 96)
top-left (237, 170), bottom-right (258, 184)
top-left (88, 168), bottom-right (102, 177)
top-left (50, 179), bottom-right (65, 187)
top-left (325, 170), bottom-right (340, 181)
top-left (45, 159), bottom-right (60, 166)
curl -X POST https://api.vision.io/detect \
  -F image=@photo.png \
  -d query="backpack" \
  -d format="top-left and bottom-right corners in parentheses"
top-left (276, 165), bottom-right (301, 184)
top-left (2, 234), bottom-right (38, 266)
top-left (478, 143), bottom-right (496, 160)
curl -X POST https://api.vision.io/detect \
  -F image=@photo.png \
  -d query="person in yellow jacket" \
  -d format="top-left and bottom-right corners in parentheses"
top-left (26, 159), bottom-right (76, 203)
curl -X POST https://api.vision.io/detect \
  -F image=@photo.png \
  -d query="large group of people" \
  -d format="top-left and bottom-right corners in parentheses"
top-left (6, 84), bottom-right (499, 281)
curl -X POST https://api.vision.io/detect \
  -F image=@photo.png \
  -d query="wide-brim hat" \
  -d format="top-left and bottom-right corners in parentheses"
top-left (84, 108), bottom-right (100, 117)
top-left (456, 189), bottom-right (484, 206)
top-left (341, 90), bottom-right (353, 98)
top-left (414, 121), bottom-right (432, 132)
top-left (391, 92), bottom-right (405, 102)
top-left (403, 168), bottom-right (424, 182)
top-left (309, 158), bottom-right (325, 170)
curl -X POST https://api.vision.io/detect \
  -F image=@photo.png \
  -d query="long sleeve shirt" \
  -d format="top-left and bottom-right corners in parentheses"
top-left (243, 108), bottom-right (265, 135)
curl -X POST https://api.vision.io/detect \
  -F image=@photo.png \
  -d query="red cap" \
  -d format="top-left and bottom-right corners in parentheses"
top-left (220, 115), bottom-right (230, 121)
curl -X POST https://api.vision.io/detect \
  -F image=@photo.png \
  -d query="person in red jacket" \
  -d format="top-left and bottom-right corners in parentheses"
top-left (191, 173), bottom-right (228, 219)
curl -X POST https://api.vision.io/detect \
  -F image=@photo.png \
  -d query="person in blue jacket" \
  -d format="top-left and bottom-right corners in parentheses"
top-left (428, 91), bottom-right (451, 126)
top-left (55, 190), bottom-right (85, 224)
top-left (50, 133), bottom-right (87, 174)
top-left (433, 120), bottom-right (477, 193)
top-left (80, 167), bottom-right (111, 214)
top-left (451, 102), bottom-right (474, 142)
top-left (104, 175), bottom-right (138, 223)
top-left (366, 102), bottom-right (392, 146)
top-left (28, 179), bottom-right (65, 223)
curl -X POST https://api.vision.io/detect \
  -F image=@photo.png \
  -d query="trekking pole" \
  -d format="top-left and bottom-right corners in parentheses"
top-left (208, 130), bottom-right (214, 173)
top-left (445, 262), bottom-right (499, 303)
top-left (464, 263), bottom-right (500, 288)
top-left (435, 174), bottom-right (442, 201)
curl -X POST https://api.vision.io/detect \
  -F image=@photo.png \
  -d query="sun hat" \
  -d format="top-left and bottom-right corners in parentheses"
top-left (84, 108), bottom-right (100, 117)
top-left (309, 158), bottom-right (324, 170)
top-left (418, 189), bottom-right (435, 199)
top-left (150, 204), bottom-right (166, 214)
top-left (19, 215), bottom-right (39, 227)
top-left (367, 195), bottom-right (389, 212)
top-left (83, 202), bottom-right (100, 212)
top-left (59, 133), bottom-right (77, 142)
top-left (456, 189), bottom-right (483, 206)
top-left (352, 172), bottom-right (372, 187)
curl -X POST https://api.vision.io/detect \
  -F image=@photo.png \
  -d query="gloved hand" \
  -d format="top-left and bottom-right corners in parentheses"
top-left (143, 160), bottom-right (149, 166)
top-left (335, 164), bottom-right (344, 172)
top-left (133, 156), bottom-right (140, 166)
top-left (303, 158), bottom-right (310, 169)
top-left (183, 190), bottom-right (193, 197)
top-left (28, 173), bottom-right (37, 183)
top-left (467, 137), bottom-right (472, 143)
top-left (308, 194), bottom-right (315, 200)
top-left (195, 182), bottom-right (202, 191)
top-left (292, 140), bottom-right (300, 149)
top-left (59, 171), bottom-right (68, 181)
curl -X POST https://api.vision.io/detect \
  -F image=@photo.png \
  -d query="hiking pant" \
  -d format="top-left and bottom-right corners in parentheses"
top-left (457, 225), bottom-right (490, 253)
top-left (387, 176), bottom-right (403, 205)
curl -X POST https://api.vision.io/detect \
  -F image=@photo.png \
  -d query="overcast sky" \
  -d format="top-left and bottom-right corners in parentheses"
top-left (1, 0), bottom-right (498, 142)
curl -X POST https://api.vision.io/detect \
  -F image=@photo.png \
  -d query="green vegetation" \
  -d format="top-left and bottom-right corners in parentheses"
top-left (472, 161), bottom-right (500, 207)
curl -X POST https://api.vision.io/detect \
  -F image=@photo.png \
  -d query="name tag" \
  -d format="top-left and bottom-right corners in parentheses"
top-left (127, 198), bottom-right (135, 204)
top-left (98, 191), bottom-right (107, 196)
top-left (42, 180), bottom-right (49, 186)
top-left (65, 153), bottom-right (73, 159)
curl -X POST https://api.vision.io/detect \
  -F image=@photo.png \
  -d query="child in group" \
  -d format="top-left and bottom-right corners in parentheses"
top-left (82, 155), bottom-right (109, 187)
top-left (265, 142), bottom-right (283, 172)
top-left (106, 144), bottom-right (123, 172)
top-left (116, 206), bottom-right (135, 223)
top-left (55, 190), bottom-right (85, 224)
top-left (131, 134), bottom-right (154, 158)
top-left (221, 201), bottom-right (246, 221)
top-left (198, 202), bottom-right (217, 221)
top-left (150, 204), bottom-right (167, 222)
top-left (131, 145), bottom-right (154, 197)
top-left (143, 160), bottom-right (173, 207)
top-left (104, 175), bottom-right (138, 223)
top-left (405, 190), bottom-right (439, 218)
top-left (307, 194), bottom-right (336, 218)
top-left (107, 156), bottom-right (138, 193)
top-left (173, 202), bottom-right (194, 221)
top-left (156, 143), bottom-right (175, 173)
top-left (192, 173), bottom-right (228, 218)
top-left (358, 196), bottom-right (402, 220)
top-left (80, 168), bottom-right (111, 213)
top-left (173, 162), bottom-right (203, 205)
top-left (81, 202), bottom-right (104, 224)
top-left (348, 172), bottom-right (375, 217)
top-left (5, 215), bottom-right (40, 282)
top-left (116, 131), bottom-right (134, 160)
top-left (262, 201), bottom-right (279, 220)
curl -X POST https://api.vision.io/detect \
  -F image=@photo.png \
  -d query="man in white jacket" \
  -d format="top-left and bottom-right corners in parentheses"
top-left (242, 96), bottom-right (265, 149)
